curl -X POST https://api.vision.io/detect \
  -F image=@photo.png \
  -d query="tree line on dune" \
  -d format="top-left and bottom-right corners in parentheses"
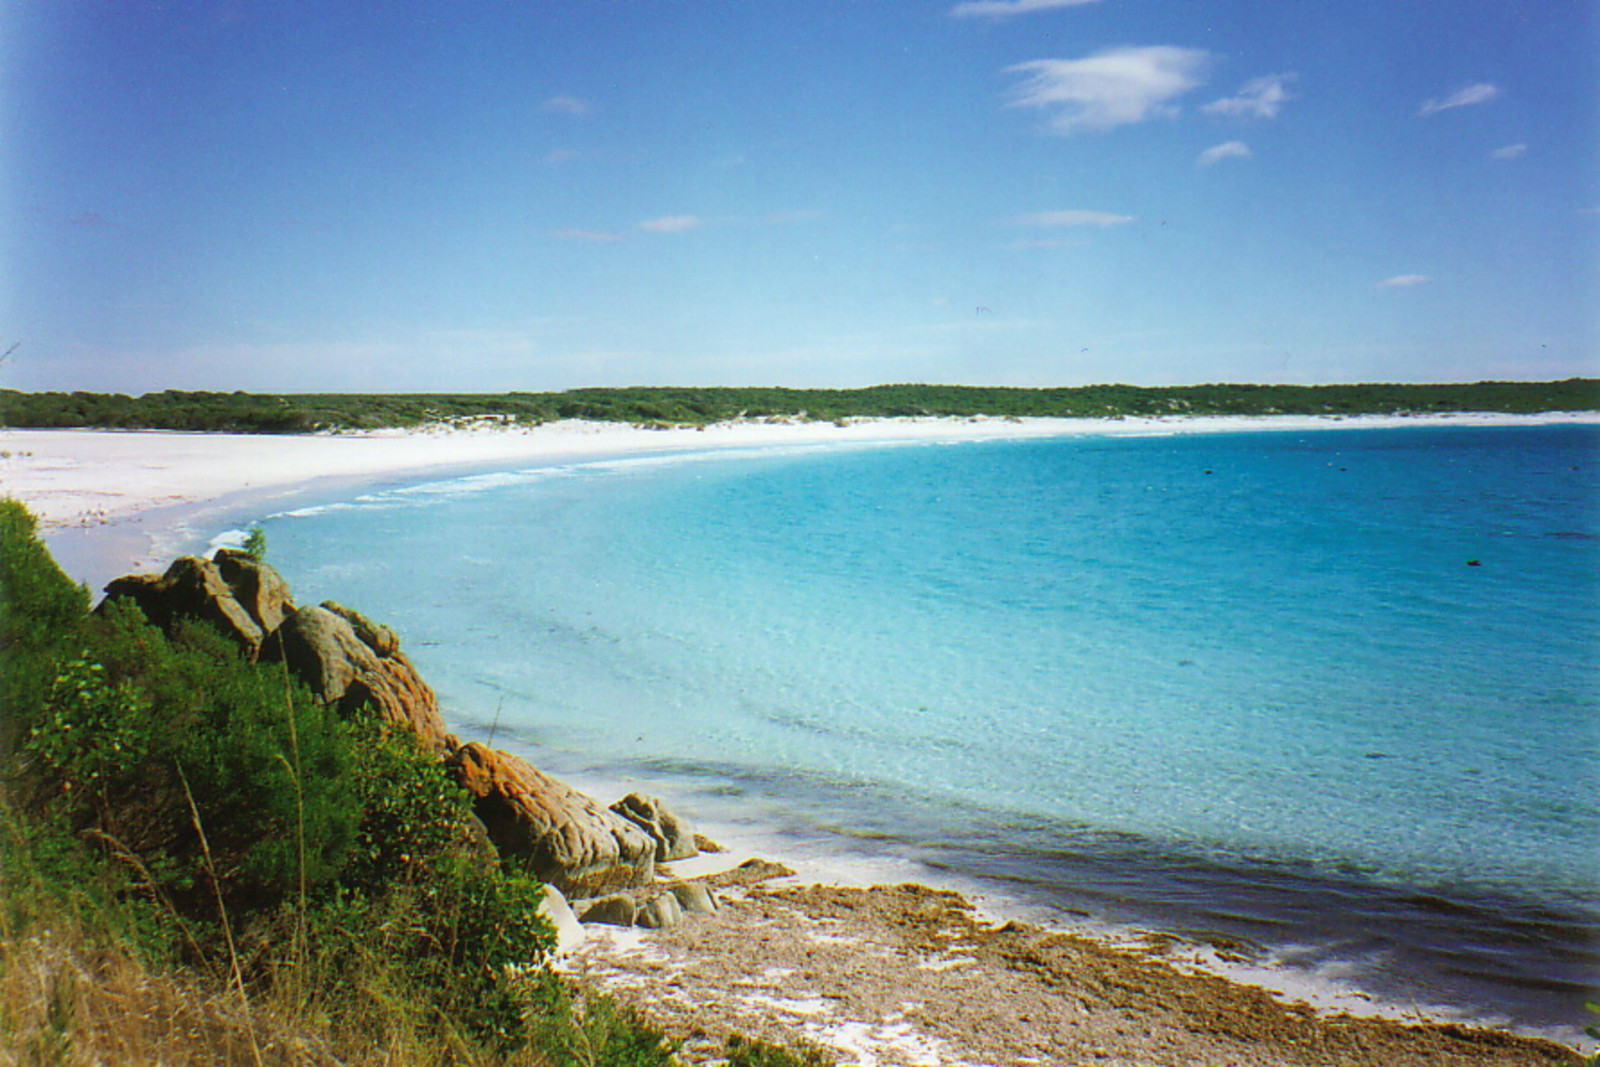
top-left (0, 379), bottom-right (1595, 433)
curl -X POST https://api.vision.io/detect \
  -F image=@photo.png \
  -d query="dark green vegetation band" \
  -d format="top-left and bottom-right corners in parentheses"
top-left (1, 380), bottom-right (1595, 433)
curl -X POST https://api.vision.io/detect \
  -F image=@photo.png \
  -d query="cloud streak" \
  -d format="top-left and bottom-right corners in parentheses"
top-left (1197, 140), bottom-right (1251, 166)
top-left (540, 95), bottom-right (592, 116)
top-left (1418, 83), bottom-right (1498, 117)
top-left (1378, 274), bottom-right (1432, 289)
top-left (1011, 210), bottom-right (1135, 227)
top-left (950, 0), bottom-right (1099, 19)
top-left (636, 215), bottom-right (706, 234)
top-left (1005, 46), bottom-right (1210, 134)
top-left (1491, 143), bottom-right (1527, 160)
top-left (1203, 74), bottom-right (1296, 119)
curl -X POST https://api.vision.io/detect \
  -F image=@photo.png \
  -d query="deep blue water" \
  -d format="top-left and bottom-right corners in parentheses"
top-left (250, 423), bottom-right (1599, 1031)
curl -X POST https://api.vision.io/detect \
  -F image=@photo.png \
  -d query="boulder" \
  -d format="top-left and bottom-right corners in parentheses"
top-left (578, 894), bottom-right (638, 927)
top-left (610, 792), bottom-right (699, 863)
top-left (322, 600), bottom-right (398, 657)
top-left (636, 892), bottom-right (684, 930)
top-left (211, 548), bottom-right (296, 634)
top-left (668, 881), bottom-right (718, 915)
top-left (446, 742), bottom-right (656, 896)
top-left (101, 556), bottom-right (265, 657)
top-left (262, 602), bottom-right (447, 750)
top-left (537, 884), bottom-right (586, 954)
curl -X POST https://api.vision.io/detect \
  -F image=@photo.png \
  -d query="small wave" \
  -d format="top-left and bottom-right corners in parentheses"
top-left (206, 528), bottom-right (250, 553)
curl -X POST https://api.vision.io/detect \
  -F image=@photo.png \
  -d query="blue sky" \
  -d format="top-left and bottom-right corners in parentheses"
top-left (2, 1), bottom-right (1594, 393)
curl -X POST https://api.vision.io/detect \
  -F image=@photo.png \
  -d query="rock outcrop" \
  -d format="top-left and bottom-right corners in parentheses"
top-left (262, 601), bottom-right (447, 751)
top-left (101, 553), bottom-right (444, 752)
top-left (611, 792), bottom-right (699, 863)
top-left (99, 550), bottom-right (718, 920)
top-left (570, 882), bottom-right (716, 930)
top-left (446, 742), bottom-right (657, 896)
top-left (212, 547), bottom-right (296, 634)
top-left (101, 555), bottom-right (268, 657)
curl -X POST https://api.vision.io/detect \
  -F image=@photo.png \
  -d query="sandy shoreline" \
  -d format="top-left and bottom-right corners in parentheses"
top-left (2, 412), bottom-right (1594, 1062)
top-left (562, 862), bottom-right (1579, 1066)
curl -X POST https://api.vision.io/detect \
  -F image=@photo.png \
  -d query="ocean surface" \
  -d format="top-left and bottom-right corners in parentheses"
top-left (244, 422), bottom-right (1599, 1032)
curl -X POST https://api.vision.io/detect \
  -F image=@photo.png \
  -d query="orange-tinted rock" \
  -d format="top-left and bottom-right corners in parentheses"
top-left (446, 742), bottom-right (656, 896)
top-left (263, 602), bottom-right (447, 751)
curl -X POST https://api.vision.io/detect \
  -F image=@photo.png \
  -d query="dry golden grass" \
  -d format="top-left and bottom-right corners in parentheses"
top-left (0, 925), bottom-right (327, 1066)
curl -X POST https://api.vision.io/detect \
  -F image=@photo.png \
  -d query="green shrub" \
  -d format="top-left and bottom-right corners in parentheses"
top-left (18, 597), bottom-right (358, 914)
top-left (725, 1034), bottom-right (839, 1067)
top-left (241, 525), bottom-right (268, 559)
top-left (339, 724), bottom-right (487, 891)
top-left (0, 499), bottom-right (90, 750)
top-left (523, 981), bottom-right (678, 1067)
top-left (300, 724), bottom-right (557, 1051)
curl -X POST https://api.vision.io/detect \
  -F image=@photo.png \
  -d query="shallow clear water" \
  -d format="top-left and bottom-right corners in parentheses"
top-left (255, 424), bottom-right (1600, 1029)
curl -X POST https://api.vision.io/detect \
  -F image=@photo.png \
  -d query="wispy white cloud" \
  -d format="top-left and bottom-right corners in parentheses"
top-left (1010, 209), bottom-right (1135, 227)
top-left (1197, 140), bottom-right (1251, 167)
top-left (1418, 83), bottom-right (1498, 117)
top-left (1005, 238), bottom-right (1088, 249)
top-left (550, 228), bottom-right (623, 243)
top-left (1203, 73), bottom-right (1296, 119)
top-left (951, 0), bottom-right (1099, 19)
top-left (636, 215), bottom-right (706, 234)
top-left (1378, 274), bottom-right (1432, 289)
top-left (540, 95), bottom-right (592, 116)
top-left (1491, 142), bottom-right (1528, 160)
top-left (1005, 46), bottom-right (1211, 135)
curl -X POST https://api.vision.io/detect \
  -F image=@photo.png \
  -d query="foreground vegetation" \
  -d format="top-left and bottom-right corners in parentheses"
top-left (0, 500), bottom-right (824, 1065)
top-left (0, 379), bottom-right (1595, 433)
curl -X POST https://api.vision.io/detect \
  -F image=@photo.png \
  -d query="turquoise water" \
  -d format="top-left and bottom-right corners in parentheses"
top-left (256, 423), bottom-right (1599, 1028)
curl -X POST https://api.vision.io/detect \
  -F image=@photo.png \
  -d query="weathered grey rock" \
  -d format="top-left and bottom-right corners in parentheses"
top-left (636, 892), bottom-right (684, 930)
top-left (578, 894), bottom-right (638, 927)
top-left (101, 556), bottom-right (265, 657)
top-left (610, 792), bottom-right (698, 863)
top-left (322, 600), bottom-right (398, 657)
top-left (262, 603), bottom-right (447, 750)
top-left (446, 742), bottom-right (656, 896)
top-left (668, 881), bottom-right (718, 915)
top-left (537, 884), bottom-right (586, 953)
top-left (211, 548), bottom-right (296, 634)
